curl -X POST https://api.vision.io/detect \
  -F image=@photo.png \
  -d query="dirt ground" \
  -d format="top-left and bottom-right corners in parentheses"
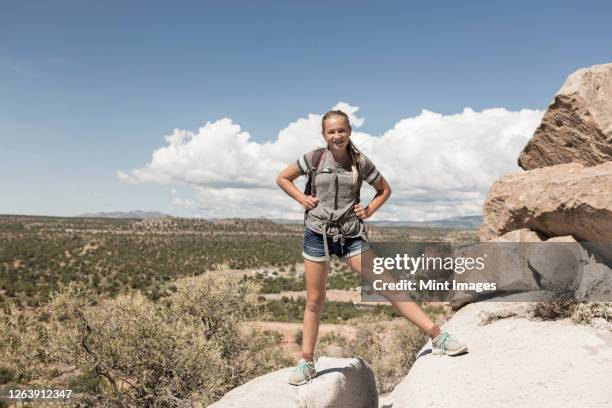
top-left (262, 289), bottom-right (361, 303)
top-left (247, 302), bottom-right (452, 360)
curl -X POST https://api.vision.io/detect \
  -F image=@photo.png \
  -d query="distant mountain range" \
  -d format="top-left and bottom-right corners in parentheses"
top-left (77, 210), bottom-right (172, 219)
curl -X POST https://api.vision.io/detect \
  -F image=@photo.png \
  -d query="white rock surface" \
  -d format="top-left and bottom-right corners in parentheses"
top-left (380, 301), bottom-right (612, 408)
top-left (209, 357), bottom-right (378, 408)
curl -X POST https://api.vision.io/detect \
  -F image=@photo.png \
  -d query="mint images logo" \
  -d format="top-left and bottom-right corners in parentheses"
top-left (369, 278), bottom-right (497, 294)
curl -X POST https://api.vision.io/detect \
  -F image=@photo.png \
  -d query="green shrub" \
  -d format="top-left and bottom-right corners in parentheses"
top-left (1, 274), bottom-right (293, 407)
top-left (0, 301), bottom-right (50, 383)
top-left (67, 370), bottom-right (102, 394)
top-left (0, 367), bottom-right (15, 384)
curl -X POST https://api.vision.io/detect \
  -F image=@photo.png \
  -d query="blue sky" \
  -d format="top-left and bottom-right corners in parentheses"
top-left (1, 1), bottom-right (611, 219)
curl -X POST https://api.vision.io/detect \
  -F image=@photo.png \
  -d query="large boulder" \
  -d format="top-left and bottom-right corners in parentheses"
top-left (576, 252), bottom-right (612, 302)
top-left (380, 301), bottom-right (612, 408)
top-left (209, 357), bottom-right (378, 408)
top-left (447, 231), bottom-right (595, 308)
top-left (478, 161), bottom-right (612, 264)
top-left (529, 237), bottom-right (612, 301)
top-left (448, 230), bottom-right (543, 308)
top-left (490, 228), bottom-right (544, 242)
top-left (518, 63), bottom-right (612, 170)
top-left (524, 235), bottom-right (587, 294)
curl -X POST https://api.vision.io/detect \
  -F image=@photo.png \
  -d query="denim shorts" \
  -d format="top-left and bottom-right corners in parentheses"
top-left (302, 227), bottom-right (371, 262)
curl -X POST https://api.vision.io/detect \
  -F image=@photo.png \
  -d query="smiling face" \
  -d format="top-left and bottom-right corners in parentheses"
top-left (322, 115), bottom-right (352, 153)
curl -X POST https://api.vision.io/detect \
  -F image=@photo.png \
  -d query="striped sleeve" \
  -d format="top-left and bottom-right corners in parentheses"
top-left (361, 154), bottom-right (382, 185)
top-left (296, 152), bottom-right (310, 176)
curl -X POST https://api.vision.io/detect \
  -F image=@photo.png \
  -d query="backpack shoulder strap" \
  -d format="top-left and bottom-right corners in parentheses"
top-left (355, 153), bottom-right (364, 204)
top-left (304, 147), bottom-right (326, 197)
top-left (311, 147), bottom-right (325, 169)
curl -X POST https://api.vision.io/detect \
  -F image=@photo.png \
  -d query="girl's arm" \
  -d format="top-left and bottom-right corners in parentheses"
top-left (276, 164), bottom-right (319, 210)
top-left (354, 175), bottom-right (391, 219)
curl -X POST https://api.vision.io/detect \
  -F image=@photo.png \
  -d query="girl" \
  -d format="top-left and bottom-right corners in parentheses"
top-left (276, 109), bottom-right (467, 386)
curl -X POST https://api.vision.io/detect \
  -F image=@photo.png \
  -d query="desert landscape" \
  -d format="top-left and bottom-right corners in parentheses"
top-left (0, 212), bottom-right (471, 407)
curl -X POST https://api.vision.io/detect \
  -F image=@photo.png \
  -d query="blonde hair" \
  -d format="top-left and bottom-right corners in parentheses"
top-left (321, 109), bottom-right (361, 184)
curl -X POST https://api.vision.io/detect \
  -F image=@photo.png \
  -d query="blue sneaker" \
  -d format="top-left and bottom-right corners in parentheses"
top-left (432, 330), bottom-right (468, 356)
top-left (288, 358), bottom-right (317, 385)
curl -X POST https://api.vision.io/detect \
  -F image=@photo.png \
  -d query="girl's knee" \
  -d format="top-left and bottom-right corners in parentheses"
top-left (305, 296), bottom-right (325, 314)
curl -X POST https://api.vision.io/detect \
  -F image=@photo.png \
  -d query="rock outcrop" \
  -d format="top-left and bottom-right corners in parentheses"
top-left (209, 357), bottom-right (378, 408)
top-left (490, 228), bottom-right (544, 242)
top-left (478, 161), bottom-right (612, 264)
top-left (448, 242), bottom-right (541, 308)
top-left (392, 63), bottom-right (612, 408)
top-left (577, 252), bottom-right (612, 302)
top-left (518, 63), bottom-right (612, 170)
top-left (447, 232), bottom-right (595, 308)
top-left (380, 301), bottom-right (612, 408)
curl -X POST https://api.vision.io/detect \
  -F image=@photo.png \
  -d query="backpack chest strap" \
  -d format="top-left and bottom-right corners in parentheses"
top-left (314, 167), bottom-right (348, 174)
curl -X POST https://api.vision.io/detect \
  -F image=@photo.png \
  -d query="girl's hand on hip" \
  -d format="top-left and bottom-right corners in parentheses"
top-left (301, 195), bottom-right (319, 210)
top-left (354, 204), bottom-right (371, 219)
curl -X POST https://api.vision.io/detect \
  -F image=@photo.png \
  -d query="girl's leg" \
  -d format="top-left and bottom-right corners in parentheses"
top-left (301, 258), bottom-right (329, 361)
top-left (344, 249), bottom-right (441, 338)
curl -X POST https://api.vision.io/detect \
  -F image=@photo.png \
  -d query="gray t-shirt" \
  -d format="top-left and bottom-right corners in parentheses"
top-left (296, 146), bottom-right (382, 238)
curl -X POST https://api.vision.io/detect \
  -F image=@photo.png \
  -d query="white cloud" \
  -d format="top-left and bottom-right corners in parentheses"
top-left (118, 103), bottom-right (543, 221)
top-left (171, 196), bottom-right (197, 209)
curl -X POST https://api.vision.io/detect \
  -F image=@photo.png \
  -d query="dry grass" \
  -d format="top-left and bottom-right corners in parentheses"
top-left (0, 274), bottom-right (293, 407)
top-left (318, 317), bottom-right (427, 394)
top-left (479, 309), bottom-right (518, 326)
top-left (528, 301), bottom-right (611, 325)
